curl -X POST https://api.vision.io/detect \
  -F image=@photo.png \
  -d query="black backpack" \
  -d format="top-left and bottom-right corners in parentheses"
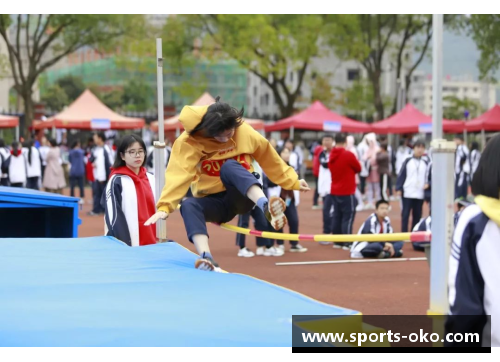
top-left (0, 151), bottom-right (10, 174)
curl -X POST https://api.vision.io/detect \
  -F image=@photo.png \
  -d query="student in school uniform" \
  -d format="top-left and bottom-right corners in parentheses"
top-left (351, 199), bottom-right (403, 259)
top-left (8, 141), bottom-right (27, 188)
top-left (396, 140), bottom-right (430, 233)
top-left (23, 140), bottom-right (43, 190)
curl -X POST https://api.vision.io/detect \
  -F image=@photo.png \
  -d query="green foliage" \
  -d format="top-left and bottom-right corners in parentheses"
top-left (56, 75), bottom-right (86, 102)
top-left (468, 14), bottom-right (500, 81)
top-left (443, 95), bottom-right (483, 120)
top-left (155, 15), bottom-right (346, 117)
top-left (40, 84), bottom-right (68, 111)
top-left (337, 79), bottom-right (392, 120)
top-left (0, 14), bottom-right (145, 135)
top-left (101, 88), bottom-right (124, 110)
top-left (122, 78), bottom-right (154, 111)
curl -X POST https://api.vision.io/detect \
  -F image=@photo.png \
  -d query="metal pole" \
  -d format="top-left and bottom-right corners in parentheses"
top-left (290, 126), bottom-right (294, 141)
top-left (154, 38), bottom-right (167, 242)
top-left (15, 125), bottom-right (19, 141)
top-left (432, 15), bottom-right (443, 140)
top-left (429, 14), bottom-right (455, 316)
top-left (481, 129), bottom-right (486, 150)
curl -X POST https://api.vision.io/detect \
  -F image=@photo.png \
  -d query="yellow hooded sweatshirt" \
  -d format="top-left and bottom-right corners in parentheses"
top-left (475, 195), bottom-right (500, 227)
top-left (156, 105), bottom-right (300, 214)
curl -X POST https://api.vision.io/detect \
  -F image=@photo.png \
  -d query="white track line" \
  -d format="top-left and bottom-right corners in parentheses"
top-left (275, 257), bottom-right (428, 266)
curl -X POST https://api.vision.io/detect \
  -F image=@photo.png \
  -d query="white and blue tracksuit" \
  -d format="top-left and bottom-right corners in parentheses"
top-left (455, 144), bottom-right (470, 199)
top-left (396, 156), bottom-right (430, 232)
top-left (469, 149), bottom-right (481, 182)
top-left (446, 203), bottom-right (499, 347)
top-left (350, 213), bottom-right (403, 258)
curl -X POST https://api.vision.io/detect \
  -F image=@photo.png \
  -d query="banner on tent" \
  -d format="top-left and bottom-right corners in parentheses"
top-left (418, 123), bottom-right (432, 133)
top-left (323, 121), bottom-right (342, 132)
top-left (91, 118), bottom-right (111, 130)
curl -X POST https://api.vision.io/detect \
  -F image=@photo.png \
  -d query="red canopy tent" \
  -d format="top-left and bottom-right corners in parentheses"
top-left (465, 104), bottom-right (500, 132)
top-left (371, 104), bottom-right (464, 134)
top-left (150, 92), bottom-right (265, 132)
top-left (32, 89), bottom-right (144, 130)
top-left (264, 101), bottom-right (371, 133)
top-left (0, 114), bottom-right (19, 128)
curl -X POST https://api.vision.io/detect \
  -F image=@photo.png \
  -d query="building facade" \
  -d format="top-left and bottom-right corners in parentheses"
top-left (410, 71), bottom-right (496, 117)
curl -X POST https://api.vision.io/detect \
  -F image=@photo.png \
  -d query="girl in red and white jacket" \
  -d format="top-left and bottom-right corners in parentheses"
top-left (8, 141), bottom-right (27, 187)
top-left (102, 135), bottom-right (157, 246)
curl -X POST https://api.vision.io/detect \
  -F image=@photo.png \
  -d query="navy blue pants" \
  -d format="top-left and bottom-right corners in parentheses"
top-left (92, 181), bottom-right (106, 214)
top-left (276, 201), bottom-right (299, 247)
top-left (401, 197), bottom-right (423, 233)
top-left (26, 176), bottom-right (39, 190)
top-left (322, 194), bottom-right (334, 234)
top-left (361, 241), bottom-right (404, 258)
top-left (181, 160), bottom-right (261, 242)
top-left (455, 173), bottom-right (468, 200)
top-left (70, 176), bottom-right (85, 198)
top-left (313, 176), bottom-right (319, 206)
top-left (331, 194), bottom-right (357, 235)
top-left (236, 207), bottom-right (272, 248)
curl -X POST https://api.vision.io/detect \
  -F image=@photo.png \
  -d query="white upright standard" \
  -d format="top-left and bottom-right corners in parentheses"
top-left (154, 38), bottom-right (167, 242)
top-left (429, 14), bottom-right (456, 315)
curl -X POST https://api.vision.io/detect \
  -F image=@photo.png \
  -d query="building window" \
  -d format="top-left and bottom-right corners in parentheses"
top-left (253, 86), bottom-right (257, 96)
top-left (290, 71), bottom-right (294, 82)
top-left (265, 94), bottom-right (269, 106)
top-left (347, 69), bottom-right (360, 81)
top-left (311, 72), bottom-right (317, 80)
top-left (413, 98), bottom-right (418, 104)
top-left (474, 87), bottom-right (478, 93)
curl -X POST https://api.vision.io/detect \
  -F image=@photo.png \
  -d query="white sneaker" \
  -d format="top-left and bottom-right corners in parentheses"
top-left (342, 245), bottom-right (351, 251)
top-left (356, 205), bottom-right (365, 212)
top-left (237, 247), bottom-right (255, 258)
top-left (256, 247), bottom-right (265, 256)
top-left (277, 245), bottom-right (285, 252)
top-left (265, 196), bottom-right (288, 230)
top-left (290, 244), bottom-right (308, 252)
top-left (263, 246), bottom-right (284, 257)
top-left (319, 241), bottom-right (333, 245)
top-left (79, 198), bottom-right (85, 205)
top-left (389, 196), bottom-right (397, 201)
top-left (364, 203), bottom-right (375, 210)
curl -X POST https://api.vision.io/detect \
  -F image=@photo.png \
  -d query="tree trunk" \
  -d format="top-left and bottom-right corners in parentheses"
top-left (21, 90), bottom-right (34, 139)
top-left (370, 71), bottom-right (384, 122)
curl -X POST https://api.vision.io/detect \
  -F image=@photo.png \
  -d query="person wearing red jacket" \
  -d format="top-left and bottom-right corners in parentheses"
top-left (328, 133), bottom-right (362, 249)
top-left (312, 142), bottom-right (324, 209)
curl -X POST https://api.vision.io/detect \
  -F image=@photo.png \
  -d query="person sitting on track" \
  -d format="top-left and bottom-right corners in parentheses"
top-left (412, 215), bottom-right (431, 252)
top-left (144, 97), bottom-right (310, 271)
top-left (350, 199), bottom-right (404, 259)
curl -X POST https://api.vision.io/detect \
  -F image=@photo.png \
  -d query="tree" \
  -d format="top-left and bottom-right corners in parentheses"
top-left (101, 88), bottom-right (124, 111)
top-left (337, 78), bottom-right (392, 121)
top-left (56, 75), bottom-right (86, 102)
top-left (122, 78), bottom-right (154, 112)
top-left (160, 15), bottom-right (351, 118)
top-left (443, 95), bottom-right (483, 120)
top-left (305, 72), bottom-right (340, 110)
top-left (467, 14), bottom-right (500, 81)
top-left (0, 14), bottom-right (145, 136)
top-left (328, 15), bottom-right (399, 121)
top-left (40, 84), bottom-right (68, 111)
top-left (328, 14), bottom-right (459, 120)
